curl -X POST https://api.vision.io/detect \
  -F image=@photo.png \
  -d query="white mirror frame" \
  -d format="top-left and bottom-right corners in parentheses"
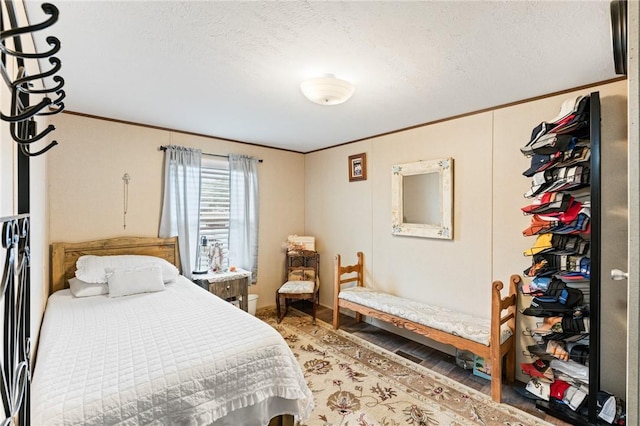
top-left (391, 157), bottom-right (453, 239)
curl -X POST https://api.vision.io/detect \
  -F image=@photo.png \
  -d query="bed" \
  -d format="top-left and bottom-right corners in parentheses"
top-left (31, 236), bottom-right (313, 425)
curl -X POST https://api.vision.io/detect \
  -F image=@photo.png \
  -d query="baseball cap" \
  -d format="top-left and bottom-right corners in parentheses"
top-left (568, 343), bottom-right (589, 365)
top-left (523, 234), bottom-right (589, 257)
top-left (541, 166), bottom-right (590, 193)
top-left (521, 276), bottom-right (552, 296)
top-left (537, 199), bottom-right (583, 224)
top-left (523, 234), bottom-right (553, 256)
top-left (532, 316), bottom-right (563, 335)
top-left (549, 95), bottom-right (588, 123)
top-left (522, 133), bottom-right (576, 156)
top-left (519, 96), bottom-right (591, 156)
top-left (523, 166), bottom-right (588, 198)
top-left (521, 358), bottom-right (555, 383)
top-left (525, 378), bottom-right (550, 401)
top-left (563, 316), bottom-right (590, 334)
top-left (521, 192), bottom-right (572, 215)
top-left (552, 235), bottom-right (590, 255)
top-left (522, 122), bottom-right (558, 154)
top-left (523, 215), bottom-right (559, 236)
top-left (524, 254), bottom-right (561, 277)
top-left (564, 385), bottom-right (588, 411)
top-left (596, 391), bottom-right (625, 424)
top-left (527, 340), bottom-right (569, 361)
top-left (550, 379), bottom-right (571, 400)
top-left (558, 257), bottom-right (591, 281)
top-left (522, 282), bottom-right (584, 316)
top-left (550, 359), bottom-right (589, 383)
top-left (549, 208), bottom-right (591, 235)
top-left (523, 203), bottom-right (588, 236)
top-left (524, 170), bottom-right (555, 198)
top-left (523, 152), bottom-right (562, 177)
top-left (555, 145), bottom-right (591, 168)
top-left (551, 115), bottom-right (590, 138)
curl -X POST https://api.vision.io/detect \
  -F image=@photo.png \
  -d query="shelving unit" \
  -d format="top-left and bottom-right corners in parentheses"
top-left (520, 92), bottom-right (603, 425)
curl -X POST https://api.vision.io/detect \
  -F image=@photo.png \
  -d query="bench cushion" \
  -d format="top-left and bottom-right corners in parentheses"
top-left (339, 287), bottom-right (512, 346)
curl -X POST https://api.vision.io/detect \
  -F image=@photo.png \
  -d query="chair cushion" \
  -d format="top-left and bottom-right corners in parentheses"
top-left (279, 280), bottom-right (315, 294)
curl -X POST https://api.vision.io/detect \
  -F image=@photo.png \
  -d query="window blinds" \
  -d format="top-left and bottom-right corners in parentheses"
top-left (199, 160), bottom-right (230, 252)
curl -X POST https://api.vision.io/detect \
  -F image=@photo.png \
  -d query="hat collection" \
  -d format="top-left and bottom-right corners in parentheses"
top-left (518, 94), bottom-right (625, 424)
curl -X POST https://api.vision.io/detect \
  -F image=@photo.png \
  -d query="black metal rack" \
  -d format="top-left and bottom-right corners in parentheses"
top-left (533, 92), bottom-right (602, 425)
top-left (1, 2), bottom-right (65, 139)
top-left (1, 1), bottom-right (64, 424)
top-left (0, 214), bottom-right (31, 425)
top-left (1, 1), bottom-right (64, 211)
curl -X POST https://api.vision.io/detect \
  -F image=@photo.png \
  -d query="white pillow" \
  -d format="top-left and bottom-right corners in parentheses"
top-left (106, 265), bottom-right (165, 298)
top-left (68, 277), bottom-right (108, 298)
top-left (76, 255), bottom-right (179, 284)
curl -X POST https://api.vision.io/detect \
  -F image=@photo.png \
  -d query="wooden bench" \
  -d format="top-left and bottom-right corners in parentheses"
top-left (333, 252), bottom-right (518, 402)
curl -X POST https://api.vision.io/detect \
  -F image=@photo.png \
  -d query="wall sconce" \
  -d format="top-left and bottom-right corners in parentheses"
top-left (300, 74), bottom-right (355, 105)
top-left (122, 173), bottom-right (131, 229)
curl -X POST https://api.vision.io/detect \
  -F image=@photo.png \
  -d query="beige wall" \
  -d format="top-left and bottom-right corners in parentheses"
top-left (46, 113), bottom-right (306, 308)
top-left (45, 80), bottom-right (627, 387)
top-left (307, 113), bottom-right (494, 315)
top-left (493, 81), bottom-right (629, 389)
top-left (306, 79), bottom-right (628, 383)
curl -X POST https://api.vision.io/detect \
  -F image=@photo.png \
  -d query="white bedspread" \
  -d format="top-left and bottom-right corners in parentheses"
top-left (31, 276), bottom-right (313, 425)
top-left (339, 287), bottom-right (512, 346)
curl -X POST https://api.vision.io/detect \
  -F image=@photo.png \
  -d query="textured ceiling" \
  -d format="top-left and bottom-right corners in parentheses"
top-left (26, 1), bottom-right (618, 153)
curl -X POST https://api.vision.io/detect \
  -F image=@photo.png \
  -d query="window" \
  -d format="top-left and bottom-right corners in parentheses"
top-left (197, 154), bottom-right (259, 277)
top-left (199, 158), bottom-right (229, 264)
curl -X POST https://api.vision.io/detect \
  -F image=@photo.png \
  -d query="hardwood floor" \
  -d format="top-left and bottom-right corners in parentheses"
top-left (288, 301), bottom-right (570, 425)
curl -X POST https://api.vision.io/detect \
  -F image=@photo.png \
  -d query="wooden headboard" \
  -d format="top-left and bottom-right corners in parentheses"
top-left (50, 236), bottom-right (181, 294)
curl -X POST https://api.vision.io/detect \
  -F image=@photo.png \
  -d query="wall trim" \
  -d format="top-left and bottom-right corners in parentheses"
top-left (61, 111), bottom-right (303, 155)
top-left (63, 76), bottom-right (626, 155)
top-left (310, 76), bottom-right (627, 153)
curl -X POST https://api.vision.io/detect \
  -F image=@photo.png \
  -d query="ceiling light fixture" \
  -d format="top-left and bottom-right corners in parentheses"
top-left (300, 74), bottom-right (355, 106)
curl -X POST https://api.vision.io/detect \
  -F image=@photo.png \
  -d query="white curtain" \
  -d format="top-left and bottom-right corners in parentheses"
top-left (159, 145), bottom-right (202, 279)
top-left (228, 154), bottom-right (259, 283)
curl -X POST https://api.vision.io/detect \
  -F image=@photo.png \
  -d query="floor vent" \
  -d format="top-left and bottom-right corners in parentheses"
top-left (395, 350), bottom-right (423, 364)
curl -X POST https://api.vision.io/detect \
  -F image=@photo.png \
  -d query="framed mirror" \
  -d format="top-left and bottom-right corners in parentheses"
top-left (391, 158), bottom-right (453, 239)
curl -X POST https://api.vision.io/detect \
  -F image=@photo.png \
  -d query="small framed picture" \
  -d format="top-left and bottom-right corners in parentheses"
top-left (348, 153), bottom-right (367, 182)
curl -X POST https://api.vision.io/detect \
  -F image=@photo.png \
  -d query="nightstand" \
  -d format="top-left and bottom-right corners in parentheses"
top-left (192, 269), bottom-right (251, 311)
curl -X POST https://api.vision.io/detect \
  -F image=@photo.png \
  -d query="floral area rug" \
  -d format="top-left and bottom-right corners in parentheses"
top-left (257, 307), bottom-right (553, 426)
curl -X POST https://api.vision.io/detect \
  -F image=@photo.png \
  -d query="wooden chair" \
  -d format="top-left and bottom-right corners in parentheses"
top-left (333, 252), bottom-right (364, 329)
top-left (276, 250), bottom-right (320, 324)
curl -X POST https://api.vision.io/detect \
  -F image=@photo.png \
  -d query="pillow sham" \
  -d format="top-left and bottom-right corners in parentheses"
top-left (68, 277), bottom-right (108, 298)
top-left (76, 255), bottom-right (179, 284)
top-left (288, 268), bottom-right (316, 281)
top-left (303, 269), bottom-right (316, 281)
top-left (288, 270), bottom-right (305, 281)
top-left (106, 265), bottom-right (165, 298)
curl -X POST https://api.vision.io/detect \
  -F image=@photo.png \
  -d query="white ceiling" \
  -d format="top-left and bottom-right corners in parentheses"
top-left (25, 0), bottom-right (618, 153)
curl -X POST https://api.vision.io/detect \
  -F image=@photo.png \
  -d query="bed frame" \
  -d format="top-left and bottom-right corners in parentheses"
top-left (333, 252), bottom-right (518, 403)
top-left (50, 236), bottom-right (181, 294)
top-left (48, 235), bottom-right (295, 425)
